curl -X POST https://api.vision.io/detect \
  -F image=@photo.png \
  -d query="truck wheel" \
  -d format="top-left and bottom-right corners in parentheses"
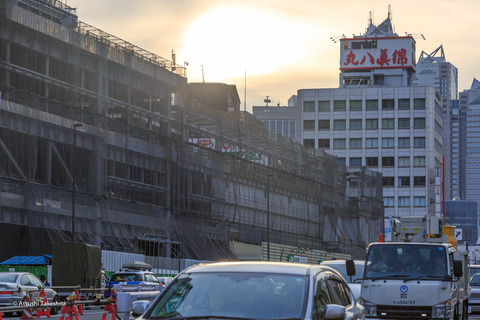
top-left (463, 300), bottom-right (468, 320)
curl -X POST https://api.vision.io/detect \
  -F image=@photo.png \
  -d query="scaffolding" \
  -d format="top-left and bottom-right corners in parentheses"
top-left (0, 0), bottom-right (384, 264)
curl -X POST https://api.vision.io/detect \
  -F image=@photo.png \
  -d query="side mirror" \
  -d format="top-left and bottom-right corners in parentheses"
top-left (324, 304), bottom-right (346, 319)
top-left (131, 300), bottom-right (150, 318)
top-left (453, 260), bottom-right (463, 278)
top-left (346, 259), bottom-right (356, 277)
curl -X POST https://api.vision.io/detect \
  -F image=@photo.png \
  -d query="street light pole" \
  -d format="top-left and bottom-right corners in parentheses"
top-left (72, 123), bottom-right (83, 243)
top-left (267, 174), bottom-right (274, 261)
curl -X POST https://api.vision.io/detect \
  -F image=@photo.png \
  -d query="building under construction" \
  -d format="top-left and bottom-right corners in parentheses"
top-left (0, 0), bottom-right (383, 264)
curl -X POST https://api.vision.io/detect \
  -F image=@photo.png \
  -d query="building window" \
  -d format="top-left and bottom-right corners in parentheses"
top-left (398, 118), bottom-right (410, 129)
top-left (350, 119), bottom-right (362, 129)
top-left (289, 122), bottom-right (296, 139)
top-left (399, 196), bottom-right (410, 207)
top-left (334, 100), bottom-right (346, 110)
top-left (304, 120), bottom-right (315, 130)
top-left (414, 118), bottom-right (426, 128)
top-left (414, 98), bottom-right (426, 109)
top-left (303, 139), bottom-right (314, 148)
top-left (414, 176), bottom-right (426, 186)
top-left (334, 119), bottom-right (346, 130)
top-left (318, 139), bottom-right (330, 148)
top-left (366, 99), bottom-right (378, 110)
top-left (383, 176), bottom-right (394, 186)
top-left (318, 120), bottom-right (330, 129)
top-left (303, 101), bottom-right (315, 112)
top-left (318, 101), bottom-right (330, 111)
top-left (414, 137), bottom-right (426, 147)
top-left (366, 119), bottom-right (378, 129)
top-left (349, 157), bottom-right (362, 167)
top-left (350, 100), bottom-right (362, 110)
top-left (383, 197), bottom-right (394, 207)
top-left (382, 137), bottom-right (395, 148)
top-left (414, 156), bottom-right (426, 167)
top-left (399, 176), bottom-right (410, 187)
top-left (398, 99), bottom-right (410, 109)
top-left (382, 99), bottom-right (395, 109)
top-left (398, 137), bottom-right (410, 148)
top-left (366, 138), bottom-right (378, 148)
top-left (382, 118), bottom-right (394, 129)
top-left (382, 156), bottom-right (395, 167)
top-left (337, 158), bottom-right (346, 166)
top-left (414, 196), bottom-right (426, 207)
top-left (334, 139), bottom-right (346, 149)
top-left (398, 156), bottom-right (410, 167)
top-left (350, 138), bottom-right (362, 149)
top-left (366, 157), bottom-right (378, 167)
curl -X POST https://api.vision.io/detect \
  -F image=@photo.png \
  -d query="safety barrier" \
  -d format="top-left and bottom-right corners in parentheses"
top-left (20, 294), bottom-right (34, 319)
top-left (0, 296), bottom-right (112, 319)
top-left (35, 291), bottom-right (51, 318)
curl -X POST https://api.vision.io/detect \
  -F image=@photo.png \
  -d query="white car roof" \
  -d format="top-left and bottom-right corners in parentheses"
top-left (183, 261), bottom-right (320, 276)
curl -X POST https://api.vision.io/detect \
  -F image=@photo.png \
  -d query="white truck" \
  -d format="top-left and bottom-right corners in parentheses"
top-left (355, 216), bottom-right (470, 320)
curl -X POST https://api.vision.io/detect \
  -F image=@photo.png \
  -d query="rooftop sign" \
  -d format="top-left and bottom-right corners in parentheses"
top-left (340, 36), bottom-right (416, 71)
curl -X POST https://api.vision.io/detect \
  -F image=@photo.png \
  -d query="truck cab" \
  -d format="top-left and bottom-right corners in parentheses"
top-left (359, 216), bottom-right (470, 320)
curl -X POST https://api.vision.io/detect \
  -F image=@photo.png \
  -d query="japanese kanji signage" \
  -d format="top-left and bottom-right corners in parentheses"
top-left (340, 36), bottom-right (416, 71)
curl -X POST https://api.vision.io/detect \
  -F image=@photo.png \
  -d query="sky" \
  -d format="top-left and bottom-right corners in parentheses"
top-left (70, 0), bottom-right (480, 111)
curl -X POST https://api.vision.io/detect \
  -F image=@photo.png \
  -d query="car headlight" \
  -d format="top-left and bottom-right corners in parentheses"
top-left (432, 299), bottom-right (451, 319)
top-left (358, 297), bottom-right (377, 317)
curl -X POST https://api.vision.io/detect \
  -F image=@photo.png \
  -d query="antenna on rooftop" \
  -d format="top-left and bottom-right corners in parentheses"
top-left (264, 96), bottom-right (271, 107)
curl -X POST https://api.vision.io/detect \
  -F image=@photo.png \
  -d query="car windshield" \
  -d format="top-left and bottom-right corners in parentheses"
top-left (110, 273), bottom-right (141, 282)
top-left (144, 274), bottom-right (160, 283)
top-left (0, 273), bottom-right (18, 283)
top-left (364, 244), bottom-right (448, 280)
top-left (147, 272), bottom-right (308, 319)
top-left (471, 274), bottom-right (480, 286)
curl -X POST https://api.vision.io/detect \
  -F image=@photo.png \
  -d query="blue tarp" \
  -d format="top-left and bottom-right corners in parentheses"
top-left (0, 255), bottom-right (52, 266)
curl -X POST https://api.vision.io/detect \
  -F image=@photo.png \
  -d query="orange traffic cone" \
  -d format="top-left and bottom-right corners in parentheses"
top-left (20, 295), bottom-right (34, 320)
top-left (101, 299), bottom-right (116, 320)
top-left (73, 290), bottom-right (83, 315)
top-left (36, 291), bottom-right (51, 318)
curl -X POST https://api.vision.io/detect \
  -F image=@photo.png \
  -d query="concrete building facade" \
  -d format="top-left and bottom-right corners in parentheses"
top-left (297, 12), bottom-right (443, 218)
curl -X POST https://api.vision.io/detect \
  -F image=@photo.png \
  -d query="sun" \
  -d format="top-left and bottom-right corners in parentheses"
top-left (180, 4), bottom-right (312, 82)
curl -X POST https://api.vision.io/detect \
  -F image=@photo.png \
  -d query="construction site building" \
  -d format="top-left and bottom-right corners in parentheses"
top-left (0, 0), bottom-right (384, 264)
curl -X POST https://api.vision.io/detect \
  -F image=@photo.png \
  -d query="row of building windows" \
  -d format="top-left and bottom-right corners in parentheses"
top-left (304, 118), bottom-right (426, 130)
top-left (382, 176), bottom-right (426, 187)
top-left (383, 196), bottom-right (426, 207)
top-left (336, 156), bottom-right (426, 167)
top-left (263, 120), bottom-right (296, 139)
top-left (303, 98), bottom-right (426, 112)
top-left (305, 137), bottom-right (427, 149)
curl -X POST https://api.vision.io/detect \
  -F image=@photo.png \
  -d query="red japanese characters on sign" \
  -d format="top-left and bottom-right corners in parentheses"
top-left (340, 37), bottom-right (415, 71)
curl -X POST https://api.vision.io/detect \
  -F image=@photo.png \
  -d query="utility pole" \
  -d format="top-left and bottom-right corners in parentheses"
top-left (72, 123), bottom-right (83, 243)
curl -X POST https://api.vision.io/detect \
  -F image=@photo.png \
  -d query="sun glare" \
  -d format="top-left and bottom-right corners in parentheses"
top-left (180, 4), bottom-right (315, 82)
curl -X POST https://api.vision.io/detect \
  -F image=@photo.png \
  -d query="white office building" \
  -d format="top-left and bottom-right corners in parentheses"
top-left (413, 45), bottom-right (458, 200)
top-left (297, 12), bottom-right (443, 217)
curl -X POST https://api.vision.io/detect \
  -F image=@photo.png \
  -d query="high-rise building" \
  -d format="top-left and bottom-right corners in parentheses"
top-left (463, 79), bottom-right (480, 221)
top-left (413, 45), bottom-right (458, 200)
top-left (297, 11), bottom-right (443, 217)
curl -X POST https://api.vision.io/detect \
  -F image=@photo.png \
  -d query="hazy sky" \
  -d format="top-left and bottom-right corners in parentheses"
top-left (70, 0), bottom-right (480, 111)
